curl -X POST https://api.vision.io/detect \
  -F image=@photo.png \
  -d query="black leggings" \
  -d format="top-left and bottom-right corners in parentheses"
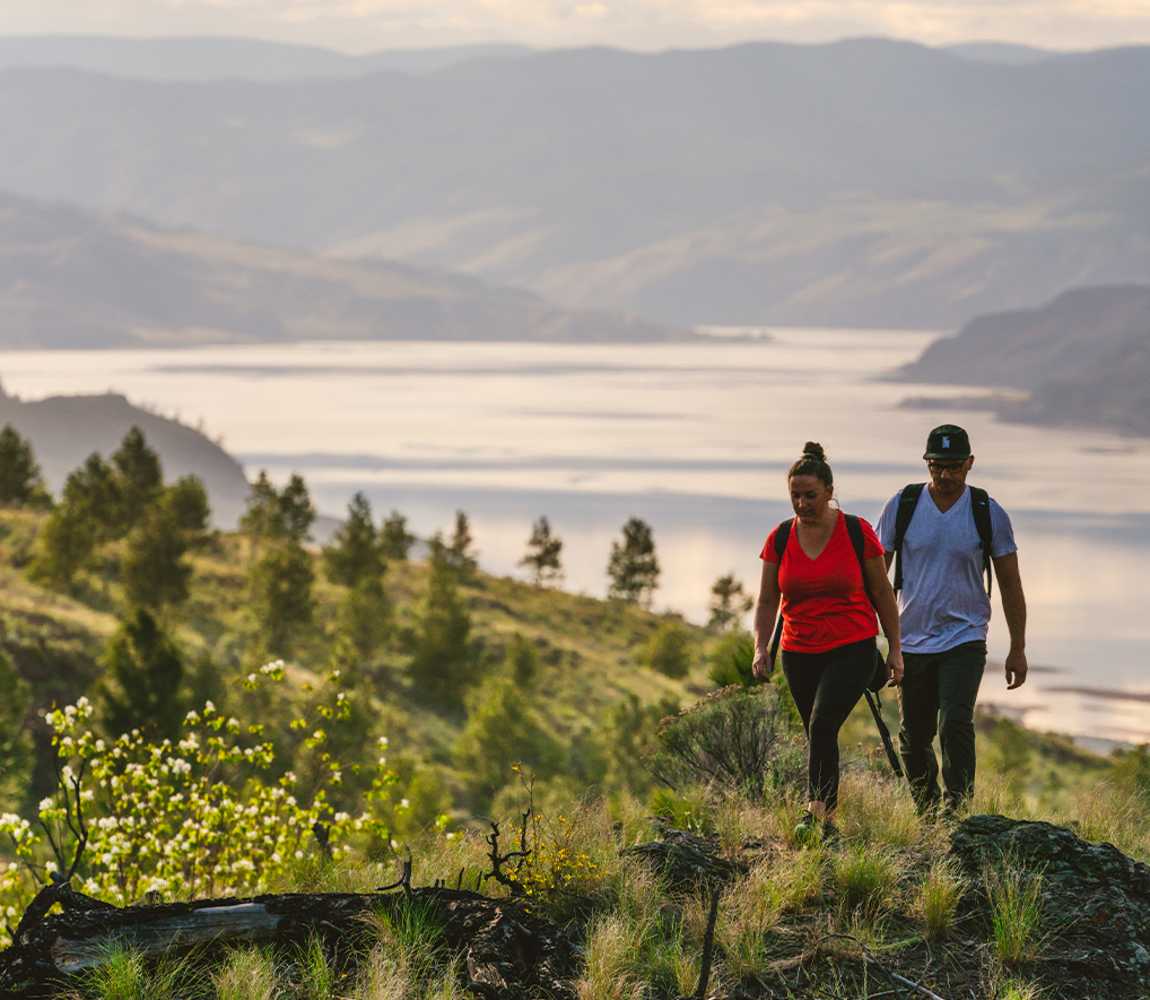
top-left (782, 637), bottom-right (875, 812)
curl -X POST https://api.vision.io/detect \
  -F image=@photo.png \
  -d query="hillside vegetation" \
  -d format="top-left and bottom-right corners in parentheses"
top-left (2, 429), bottom-right (1149, 997)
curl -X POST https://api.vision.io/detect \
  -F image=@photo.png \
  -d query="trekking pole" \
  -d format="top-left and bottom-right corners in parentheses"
top-left (864, 689), bottom-right (904, 778)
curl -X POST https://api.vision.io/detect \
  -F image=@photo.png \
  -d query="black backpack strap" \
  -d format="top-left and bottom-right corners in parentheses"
top-left (844, 513), bottom-right (868, 589)
top-left (891, 483), bottom-right (925, 592)
top-left (969, 486), bottom-right (994, 596)
top-left (766, 519), bottom-right (792, 670)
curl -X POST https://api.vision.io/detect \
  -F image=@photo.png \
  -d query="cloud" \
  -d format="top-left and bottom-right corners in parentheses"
top-left (5, 0), bottom-right (1150, 51)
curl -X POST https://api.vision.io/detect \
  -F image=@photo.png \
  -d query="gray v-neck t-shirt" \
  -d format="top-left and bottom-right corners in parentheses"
top-left (877, 486), bottom-right (1017, 654)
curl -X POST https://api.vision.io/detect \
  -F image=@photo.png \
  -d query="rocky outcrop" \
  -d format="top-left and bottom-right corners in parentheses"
top-left (951, 814), bottom-right (1150, 998)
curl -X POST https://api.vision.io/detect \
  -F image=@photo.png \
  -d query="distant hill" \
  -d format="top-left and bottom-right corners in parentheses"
top-left (896, 285), bottom-right (1150, 436)
top-left (0, 386), bottom-right (251, 524)
top-left (0, 193), bottom-right (686, 347)
top-left (0, 39), bottom-right (1147, 326)
top-left (944, 42), bottom-right (1057, 64)
top-left (0, 36), bottom-right (531, 80)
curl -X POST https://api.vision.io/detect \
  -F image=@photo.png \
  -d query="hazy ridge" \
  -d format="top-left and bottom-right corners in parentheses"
top-left (0, 192), bottom-right (688, 347)
top-left (897, 284), bottom-right (1150, 436)
top-left (0, 38), bottom-right (1148, 327)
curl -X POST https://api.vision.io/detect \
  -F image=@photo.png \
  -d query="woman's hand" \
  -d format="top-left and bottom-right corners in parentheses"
top-left (751, 648), bottom-right (772, 681)
top-left (886, 649), bottom-right (904, 686)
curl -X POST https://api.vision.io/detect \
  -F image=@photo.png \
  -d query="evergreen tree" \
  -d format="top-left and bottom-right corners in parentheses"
top-left (708, 573), bottom-right (754, 631)
top-left (121, 508), bottom-right (192, 610)
top-left (453, 674), bottom-right (562, 805)
top-left (30, 505), bottom-right (96, 590)
top-left (100, 609), bottom-right (186, 740)
top-left (447, 510), bottom-right (478, 578)
top-left (249, 540), bottom-right (315, 656)
top-left (334, 576), bottom-right (391, 662)
top-left (0, 425), bottom-right (49, 508)
top-left (112, 427), bottom-right (163, 526)
top-left (607, 517), bottom-right (660, 606)
top-left (162, 475), bottom-right (212, 543)
top-left (519, 516), bottom-right (563, 586)
top-left (407, 543), bottom-right (473, 706)
top-left (63, 453), bottom-right (122, 541)
top-left (279, 473), bottom-right (316, 543)
top-left (323, 492), bottom-right (384, 587)
top-left (240, 470), bottom-right (282, 549)
top-left (380, 510), bottom-right (415, 561)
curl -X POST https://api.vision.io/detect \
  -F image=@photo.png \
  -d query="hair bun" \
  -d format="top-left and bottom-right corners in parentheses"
top-left (801, 441), bottom-right (826, 462)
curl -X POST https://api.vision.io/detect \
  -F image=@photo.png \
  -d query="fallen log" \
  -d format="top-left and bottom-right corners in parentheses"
top-left (0, 884), bottom-right (577, 998)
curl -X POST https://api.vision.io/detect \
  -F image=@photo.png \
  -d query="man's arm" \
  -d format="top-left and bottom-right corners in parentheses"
top-left (993, 551), bottom-right (1028, 689)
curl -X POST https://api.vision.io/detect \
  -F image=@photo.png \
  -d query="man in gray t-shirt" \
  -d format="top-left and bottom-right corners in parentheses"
top-left (877, 424), bottom-right (1028, 812)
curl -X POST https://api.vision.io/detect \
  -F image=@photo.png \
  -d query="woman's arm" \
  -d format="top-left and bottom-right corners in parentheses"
top-left (863, 554), bottom-right (904, 684)
top-left (751, 558), bottom-right (781, 680)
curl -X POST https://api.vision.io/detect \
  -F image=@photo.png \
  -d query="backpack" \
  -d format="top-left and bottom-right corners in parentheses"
top-left (766, 513), bottom-right (887, 689)
top-left (890, 484), bottom-right (994, 596)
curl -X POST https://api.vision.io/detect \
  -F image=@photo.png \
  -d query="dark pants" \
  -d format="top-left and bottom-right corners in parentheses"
top-left (782, 637), bottom-right (874, 812)
top-left (898, 640), bottom-right (987, 812)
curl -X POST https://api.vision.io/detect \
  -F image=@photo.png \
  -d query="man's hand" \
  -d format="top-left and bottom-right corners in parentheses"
top-left (751, 649), bottom-right (771, 681)
top-left (1005, 648), bottom-right (1028, 689)
top-left (886, 649), bottom-right (904, 687)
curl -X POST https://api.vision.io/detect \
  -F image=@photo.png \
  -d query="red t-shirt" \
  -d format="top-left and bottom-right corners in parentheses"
top-left (760, 511), bottom-right (884, 654)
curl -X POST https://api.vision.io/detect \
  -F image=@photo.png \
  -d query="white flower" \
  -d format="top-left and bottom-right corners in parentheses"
top-left (37, 797), bottom-right (55, 814)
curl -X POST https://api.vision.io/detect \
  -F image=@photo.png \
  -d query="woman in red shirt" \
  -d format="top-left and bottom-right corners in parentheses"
top-left (751, 442), bottom-right (903, 840)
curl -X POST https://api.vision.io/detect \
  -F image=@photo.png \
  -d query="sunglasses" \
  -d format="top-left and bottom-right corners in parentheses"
top-left (927, 460), bottom-right (967, 474)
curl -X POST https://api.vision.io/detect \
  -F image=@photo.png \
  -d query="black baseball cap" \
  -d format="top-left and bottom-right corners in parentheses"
top-left (923, 424), bottom-right (971, 461)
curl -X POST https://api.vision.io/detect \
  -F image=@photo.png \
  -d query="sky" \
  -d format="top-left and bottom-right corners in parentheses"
top-left (2, 1), bottom-right (1150, 54)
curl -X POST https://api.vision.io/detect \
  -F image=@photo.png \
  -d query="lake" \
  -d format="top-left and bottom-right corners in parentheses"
top-left (2, 327), bottom-right (1148, 742)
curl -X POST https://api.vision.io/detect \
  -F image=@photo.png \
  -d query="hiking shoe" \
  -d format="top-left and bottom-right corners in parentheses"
top-left (793, 812), bottom-right (823, 846)
top-left (793, 812), bottom-right (838, 847)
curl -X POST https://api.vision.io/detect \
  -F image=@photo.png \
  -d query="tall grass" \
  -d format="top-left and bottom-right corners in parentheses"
top-left (916, 856), bottom-right (967, 942)
top-left (985, 857), bottom-right (1044, 964)
top-left (831, 845), bottom-right (900, 912)
top-left (214, 947), bottom-right (277, 1000)
top-left (81, 945), bottom-right (207, 1000)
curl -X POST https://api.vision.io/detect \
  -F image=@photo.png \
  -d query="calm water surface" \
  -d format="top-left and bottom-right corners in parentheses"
top-left (2, 328), bottom-right (1147, 740)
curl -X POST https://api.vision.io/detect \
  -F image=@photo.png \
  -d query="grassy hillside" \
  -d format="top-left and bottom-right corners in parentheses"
top-left (2, 505), bottom-right (1150, 997)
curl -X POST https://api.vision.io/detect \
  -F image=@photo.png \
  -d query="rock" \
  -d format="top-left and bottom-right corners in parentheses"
top-left (951, 814), bottom-right (1150, 997)
top-left (622, 826), bottom-right (746, 892)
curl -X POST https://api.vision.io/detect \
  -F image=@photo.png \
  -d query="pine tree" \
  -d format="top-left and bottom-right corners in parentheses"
top-left (121, 508), bottom-right (192, 610)
top-left (162, 475), bottom-right (212, 543)
top-left (323, 492), bottom-right (384, 587)
top-left (0, 425), bottom-right (49, 508)
top-left (279, 473), bottom-right (316, 543)
top-left (249, 540), bottom-right (315, 656)
top-left (380, 510), bottom-right (415, 561)
top-left (708, 574), bottom-right (754, 631)
top-left (519, 516), bottom-right (563, 586)
top-left (407, 543), bottom-right (473, 706)
top-left (100, 609), bottom-right (186, 740)
top-left (63, 453), bottom-right (122, 541)
top-left (334, 576), bottom-right (391, 662)
top-left (112, 427), bottom-right (163, 527)
top-left (447, 510), bottom-right (478, 578)
top-left (240, 470), bottom-right (282, 549)
top-left (30, 505), bottom-right (96, 591)
top-left (607, 517), bottom-right (660, 606)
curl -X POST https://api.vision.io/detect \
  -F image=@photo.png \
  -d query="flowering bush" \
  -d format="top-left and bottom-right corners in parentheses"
top-left (0, 662), bottom-right (408, 947)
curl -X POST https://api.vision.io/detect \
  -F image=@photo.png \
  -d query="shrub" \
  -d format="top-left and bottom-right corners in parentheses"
top-left (642, 621), bottom-right (693, 678)
top-left (651, 686), bottom-right (802, 799)
top-left (706, 629), bottom-right (755, 688)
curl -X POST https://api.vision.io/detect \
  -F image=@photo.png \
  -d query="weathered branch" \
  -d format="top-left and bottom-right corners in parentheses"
top-left (0, 887), bottom-right (576, 999)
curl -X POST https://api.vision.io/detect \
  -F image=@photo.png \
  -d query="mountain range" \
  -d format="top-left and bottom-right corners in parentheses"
top-left (0, 37), bottom-right (1147, 327)
top-left (0, 192), bottom-right (683, 347)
